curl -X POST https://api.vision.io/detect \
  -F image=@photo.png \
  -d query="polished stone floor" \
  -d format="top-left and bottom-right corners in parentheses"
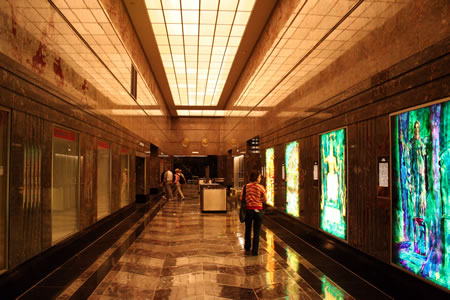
top-left (83, 186), bottom-right (355, 300)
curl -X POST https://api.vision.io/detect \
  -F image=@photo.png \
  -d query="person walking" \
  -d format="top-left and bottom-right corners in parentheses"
top-left (173, 168), bottom-right (185, 201)
top-left (241, 170), bottom-right (267, 256)
top-left (163, 167), bottom-right (174, 200)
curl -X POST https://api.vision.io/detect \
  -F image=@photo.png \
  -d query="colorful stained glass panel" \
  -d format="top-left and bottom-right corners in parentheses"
top-left (392, 99), bottom-right (449, 290)
top-left (320, 128), bottom-right (347, 239)
top-left (286, 141), bottom-right (299, 217)
top-left (266, 148), bottom-right (275, 206)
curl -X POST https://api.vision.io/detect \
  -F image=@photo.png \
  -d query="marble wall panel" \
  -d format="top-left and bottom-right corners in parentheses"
top-left (80, 134), bottom-right (96, 229)
top-left (298, 136), bottom-right (319, 228)
top-left (110, 143), bottom-right (121, 212)
top-left (129, 150), bottom-right (136, 204)
top-left (0, 54), bottom-right (151, 155)
top-left (9, 111), bottom-right (52, 268)
top-left (244, 152), bottom-right (261, 183)
top-left (274, 144), bottom-right (286, 209)
top-left (217, 155), bottom-right (227, 182)
top-left (226, 151), bottom-right (233, 187)
top-left (148, 150), bottom-right (160, 191)
top-left (135, 156), bottom-right (146, 196)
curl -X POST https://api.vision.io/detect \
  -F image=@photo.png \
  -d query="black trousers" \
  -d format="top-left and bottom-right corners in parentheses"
top-left (244, 209), bottom-right (263, 255)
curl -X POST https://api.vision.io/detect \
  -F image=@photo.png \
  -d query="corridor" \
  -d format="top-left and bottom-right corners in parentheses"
top-left (49, 185), bottom-right (357, 300)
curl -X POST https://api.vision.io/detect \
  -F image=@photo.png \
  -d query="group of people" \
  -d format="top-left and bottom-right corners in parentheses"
top-left (161, 167), bottom-right (186, 201)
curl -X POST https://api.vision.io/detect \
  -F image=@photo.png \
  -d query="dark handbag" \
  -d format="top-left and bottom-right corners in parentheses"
top-left (239, 185), bottom-right (247, 223)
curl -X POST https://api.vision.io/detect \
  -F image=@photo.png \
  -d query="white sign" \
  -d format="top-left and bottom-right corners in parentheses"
top-left (379, 161), bottom-right (389, 187)
top-left (313, 163), bottom-right (319, 181)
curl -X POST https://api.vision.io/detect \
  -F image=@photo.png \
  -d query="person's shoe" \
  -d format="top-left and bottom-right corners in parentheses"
top-left (252, 252), bottom-right (258, 256)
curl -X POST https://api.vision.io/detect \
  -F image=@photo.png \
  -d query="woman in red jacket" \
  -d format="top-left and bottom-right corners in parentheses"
top-left (241, 170), bottom-right (267, 256)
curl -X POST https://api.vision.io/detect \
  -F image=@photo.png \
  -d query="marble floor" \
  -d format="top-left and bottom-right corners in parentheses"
top-left (85, 186), bottom-right (356, 300)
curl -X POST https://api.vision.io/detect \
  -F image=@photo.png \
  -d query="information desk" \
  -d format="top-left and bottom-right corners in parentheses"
top-left (200, 183), bottom-right (226, 212)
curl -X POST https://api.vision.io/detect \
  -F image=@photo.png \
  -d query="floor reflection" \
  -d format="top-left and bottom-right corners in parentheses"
top-left (89, 185), bottom-right (352, 299)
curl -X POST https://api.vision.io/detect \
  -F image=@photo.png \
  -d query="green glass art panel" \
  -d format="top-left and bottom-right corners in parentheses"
top-left (266, 148), bottom-right (275, 206)
top-left (320, 128), bottom-right (347, 239)
top-left (392, 100), bottom-right (449, 290)
top-left (286, 141), bottom-right (299, 217)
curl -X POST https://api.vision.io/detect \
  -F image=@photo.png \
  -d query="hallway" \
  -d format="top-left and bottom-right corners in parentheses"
top-left (53, 185), bottom-right (355, 299)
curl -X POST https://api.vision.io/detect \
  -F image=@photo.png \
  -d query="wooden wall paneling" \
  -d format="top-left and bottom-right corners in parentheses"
top-left (80, 133), bottom-right (96, 229)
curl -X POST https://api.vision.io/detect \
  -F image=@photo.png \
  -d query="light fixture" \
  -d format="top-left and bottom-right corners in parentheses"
top-left (181, 137), bottom-right (190, 147)
top-left (201, 138), bottom-right (209, 147)
top-left (192, 151), bottom-right (199, 154)
top-left (145, 0), bottom-right (256, 106)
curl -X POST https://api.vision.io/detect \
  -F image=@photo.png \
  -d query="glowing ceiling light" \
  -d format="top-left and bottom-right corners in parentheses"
top-left (145, 0), bottom-right (255, 106)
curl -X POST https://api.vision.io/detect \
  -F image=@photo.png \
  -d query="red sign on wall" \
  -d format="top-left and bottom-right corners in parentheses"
top-left (54, 128), bottom-right (75, 141)
top-left (98, 140), bottom-right (109, 149)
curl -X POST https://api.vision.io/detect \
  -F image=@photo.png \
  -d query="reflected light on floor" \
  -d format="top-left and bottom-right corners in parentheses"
top-left (322, 277), bottom-right (345, 300)
top-left (286, 247), bottom-right (300, 273)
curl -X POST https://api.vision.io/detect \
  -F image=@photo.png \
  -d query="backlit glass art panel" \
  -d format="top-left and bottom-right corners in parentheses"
top-left (320, 128), bottom-right (347, 239)
top-left (286, 141), bottom-right (299, 217)
top-left (392, 100), bottom-right (449, 290)
top-left (266, 148), bottom-right (275, 206)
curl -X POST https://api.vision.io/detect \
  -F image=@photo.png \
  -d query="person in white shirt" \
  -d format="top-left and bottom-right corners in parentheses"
top-left (163, 167), bottom-right (174, 200)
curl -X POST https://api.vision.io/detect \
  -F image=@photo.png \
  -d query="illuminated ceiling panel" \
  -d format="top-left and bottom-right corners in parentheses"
top-left (233, 0), bottom-right (407, 109)
top-left (14, 0), bottom-right (135, 106)
top-left (56, 0), bottom-right (133, 99)
top-left (145, 0), bottom-right (255, 106)
top-left (175, 109), bottom-right (266, 117)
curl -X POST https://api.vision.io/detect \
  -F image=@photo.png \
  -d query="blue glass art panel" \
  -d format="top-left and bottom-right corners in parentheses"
top-left (392, 100), bottom-right (449, 290)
